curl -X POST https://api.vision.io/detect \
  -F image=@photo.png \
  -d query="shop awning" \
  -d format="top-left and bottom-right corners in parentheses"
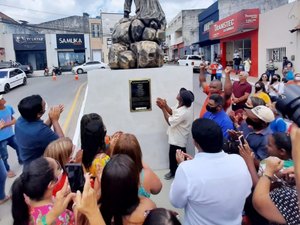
top-left (209, 8), bottom-right (259, 40)
top-left (290, 24), bottom-right (300, 33)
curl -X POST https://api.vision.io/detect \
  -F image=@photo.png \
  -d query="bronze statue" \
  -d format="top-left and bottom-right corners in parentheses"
top-left (124, 0), bottom-right (166, 29)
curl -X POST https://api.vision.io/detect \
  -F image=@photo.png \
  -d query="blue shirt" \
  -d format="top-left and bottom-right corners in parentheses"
top-left (0, 105), bottom-right (15, 141)
top-left (239, 122), bottom-right (273, 160)
top-left (15, 117), bottom-right (59, 164)
top-left (203, 110), bottom-right (234, 139)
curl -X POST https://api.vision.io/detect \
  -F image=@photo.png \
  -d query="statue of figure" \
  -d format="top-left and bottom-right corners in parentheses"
top-left (124, 0), bottom-right (166, 29)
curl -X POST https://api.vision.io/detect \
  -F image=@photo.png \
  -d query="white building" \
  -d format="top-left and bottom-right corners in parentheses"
top-left (166, 9), bottom-right (204, 61)
top-left (89, 17), bottom-right (102, 61)
top-left (100, 12), bottom-right (123, 63)
top-left (258, 0), bottom-right (300, 75)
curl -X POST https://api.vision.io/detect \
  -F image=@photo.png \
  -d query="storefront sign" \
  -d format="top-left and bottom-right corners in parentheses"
top-left (209, 9), bottom-right (259, 39)
top-left (56, 34), bottom-right (85, 49)
top-left (203, 20), bottom-right (214, 32)
top-left (129, 79), bottom-right (151, 112)
top-left (13, 34), bottom-right (46, 50)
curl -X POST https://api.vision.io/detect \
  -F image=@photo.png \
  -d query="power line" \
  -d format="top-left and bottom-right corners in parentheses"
top-left (0, 3), bottom-right (72, 16)
top-left (0, 20), bottom-right (113, 36)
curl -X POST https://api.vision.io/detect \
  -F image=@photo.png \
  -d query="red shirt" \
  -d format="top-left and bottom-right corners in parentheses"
top-left (210, 63), bottom-right (218, 74)
top-left (52, 172), bottom-right (67, 197)
top-left (232, 81), bottom-right (252, 105)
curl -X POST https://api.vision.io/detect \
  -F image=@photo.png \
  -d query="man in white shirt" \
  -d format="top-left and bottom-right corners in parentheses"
top-left (156, 88), bottom-right (194, 180)
top-left (170, 118), bottom-right (252, 225)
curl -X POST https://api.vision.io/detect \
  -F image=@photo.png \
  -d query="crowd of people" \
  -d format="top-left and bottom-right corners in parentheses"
top-left (0, 56), bottom-right (299, 225)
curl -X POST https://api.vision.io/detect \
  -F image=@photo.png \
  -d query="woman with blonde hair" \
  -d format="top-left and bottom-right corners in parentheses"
top-left (44, 137), bottom-right (74, 196)
top-left (112, 133), bottom-right (162, 198)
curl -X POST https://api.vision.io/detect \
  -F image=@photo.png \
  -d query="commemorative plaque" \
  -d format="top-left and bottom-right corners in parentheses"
top-left (129, 79), bottom-right (151, 112)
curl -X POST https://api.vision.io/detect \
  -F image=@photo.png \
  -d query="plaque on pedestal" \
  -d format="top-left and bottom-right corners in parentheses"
top-left (129, 79), bottom-right (151, 112)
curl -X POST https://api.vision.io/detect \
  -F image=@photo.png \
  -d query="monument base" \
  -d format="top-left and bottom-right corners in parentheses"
top-left (85, 66), bottom-right (194, 169)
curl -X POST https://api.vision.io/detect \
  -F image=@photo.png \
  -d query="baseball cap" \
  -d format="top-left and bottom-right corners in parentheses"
top-left (245, 105), bottom-right (275, 123)
top-left (179, 88), bottom-right (194, 107)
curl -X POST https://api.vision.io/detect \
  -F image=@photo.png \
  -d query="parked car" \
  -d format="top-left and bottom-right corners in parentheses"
top-left (0, 68), bottom-right (27, 93)
top-left (177, 55), bottom-right (204, 67)
top-left (72, 61), bottom-right (108, 74)
top-left (0, 61), bottom-right (33, 74)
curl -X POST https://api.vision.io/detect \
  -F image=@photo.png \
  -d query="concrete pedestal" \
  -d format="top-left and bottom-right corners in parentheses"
top-left (85, 66), bottom-right (194, 169)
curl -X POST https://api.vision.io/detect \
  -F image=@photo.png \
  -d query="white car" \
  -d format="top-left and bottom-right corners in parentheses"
top-left (177, 55), bottom-right (204, 67)
top-left (72, 61), bottom-right (108, 74)
top-left (0, 68), bottom-right (27, 93)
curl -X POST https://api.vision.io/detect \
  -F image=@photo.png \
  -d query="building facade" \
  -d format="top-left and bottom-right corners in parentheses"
top-left (258, 0), bottom-right (300, 75)
top-left (0, 13), bottom-right (91, 71)
top-left (0, 12), bottom-right (36, 62)
top-left (202, 0), bottom-right (289, 76)
top-left (209, 8), bottom-right (259, 76)
top-left (198, 2), bottom-right (220, 62)
top-left (100, 12), bottom-right (123, 63)
top-left (89, 17), bottom-right (102, 61)
top-left (218, 0), bottom-right (289, 20)
top-left (166, 9), bottom-right (204, 61)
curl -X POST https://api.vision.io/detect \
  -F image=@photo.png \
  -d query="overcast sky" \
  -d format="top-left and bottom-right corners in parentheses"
top-left (1, 0), bottom-right (216, 24)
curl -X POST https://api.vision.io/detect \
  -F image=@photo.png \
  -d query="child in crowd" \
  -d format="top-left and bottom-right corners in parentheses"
top-left (0, 95), bottom-right (21, 178)
top-left (11, 157), bottom-right (75, 225)
top-left (44, 137), bottom-right (74, 196)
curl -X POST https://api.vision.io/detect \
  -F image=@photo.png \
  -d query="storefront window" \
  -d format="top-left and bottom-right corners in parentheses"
top-left (226, 39), bottom-right (251, 62)
top-left (267, 47), bottom-right (286, 62)
top-left (58, 51), bottom-right (85, 71)
top-left (16, 50), bottom-right (46, 70)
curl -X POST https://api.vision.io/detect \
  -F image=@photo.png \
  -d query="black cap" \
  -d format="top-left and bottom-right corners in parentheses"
top-left (179, 88), bottom-right (194, 107)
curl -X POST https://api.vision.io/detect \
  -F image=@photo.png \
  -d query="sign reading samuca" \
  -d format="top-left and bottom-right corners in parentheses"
top-left (209, 8), bottom-right (259, 39)
top-left (58, 38), bottom-right (83, 45)
top-left (56, 34), bottom-right (85, 49)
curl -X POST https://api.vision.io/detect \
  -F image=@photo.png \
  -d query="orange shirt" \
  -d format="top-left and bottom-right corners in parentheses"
top-left (199, 84), bottom-right (231, 118)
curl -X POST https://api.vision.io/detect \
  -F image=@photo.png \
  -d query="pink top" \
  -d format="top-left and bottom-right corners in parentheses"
top-left (29, 204), bottom-right (75, 225)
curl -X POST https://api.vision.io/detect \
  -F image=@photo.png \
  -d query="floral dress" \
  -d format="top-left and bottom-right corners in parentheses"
top-left (29, 204), bottom-right (75, 225)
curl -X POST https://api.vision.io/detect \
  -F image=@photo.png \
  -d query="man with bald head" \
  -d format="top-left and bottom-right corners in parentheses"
top-left (199, 64), bottom-right (232, 117)
top-left (232, 71), bottom-right (252, 111)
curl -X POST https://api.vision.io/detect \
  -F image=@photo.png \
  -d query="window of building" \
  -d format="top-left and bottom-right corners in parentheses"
top-left (267, 47), bottom-right (286, 62)
top-left (91, 23), bottom-right (100, 38)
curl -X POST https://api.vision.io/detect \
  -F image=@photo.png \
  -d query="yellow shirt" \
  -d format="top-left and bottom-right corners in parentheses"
top-left (88, 153), bottom-right (110, 177)
top-left (254, 92), bottom-right (271, 105)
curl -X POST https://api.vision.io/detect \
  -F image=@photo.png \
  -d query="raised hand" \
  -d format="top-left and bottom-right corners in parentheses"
top-left (265, 156), bottom-right (284, 175)
top-left (224, 66), bottom-right (232, 74)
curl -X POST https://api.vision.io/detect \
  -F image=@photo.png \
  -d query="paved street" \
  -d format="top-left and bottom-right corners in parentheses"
top-left (0, 67), bottom-right (237, 224)
top-left (0, 73), bottom-right (87, 224)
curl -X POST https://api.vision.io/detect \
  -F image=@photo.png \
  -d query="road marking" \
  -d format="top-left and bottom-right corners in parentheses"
top-left (72, 85), bottom-right (88, 148)
top-left (63, 82), bottom-right (87, 133)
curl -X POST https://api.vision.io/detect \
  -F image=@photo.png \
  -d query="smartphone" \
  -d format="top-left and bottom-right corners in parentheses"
top-left (238, 135), bottom-right (245, 146)
top-left (65, 163), bottom-right (85, 192)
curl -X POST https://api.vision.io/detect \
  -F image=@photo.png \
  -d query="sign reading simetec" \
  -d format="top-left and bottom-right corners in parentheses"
top-left (56, 34), bottom-right (85, 49)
